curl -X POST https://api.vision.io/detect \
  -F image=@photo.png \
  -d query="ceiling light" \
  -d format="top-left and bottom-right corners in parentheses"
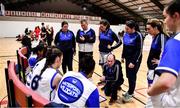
top-left (82, 5), bottom-right (87, 11)
top-left (138, 6), bottom-right (142, 11)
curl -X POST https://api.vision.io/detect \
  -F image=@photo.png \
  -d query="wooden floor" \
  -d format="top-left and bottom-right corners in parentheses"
top-left (0, 37), bottom-right (151, 107)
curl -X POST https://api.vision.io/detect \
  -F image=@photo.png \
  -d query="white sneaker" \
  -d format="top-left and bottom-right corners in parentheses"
top-left (122, 92), bottom-right (133, 102)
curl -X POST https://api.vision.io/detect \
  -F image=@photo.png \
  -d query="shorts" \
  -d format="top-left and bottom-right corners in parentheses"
top-left (99, 52), bottom-right (111, 65)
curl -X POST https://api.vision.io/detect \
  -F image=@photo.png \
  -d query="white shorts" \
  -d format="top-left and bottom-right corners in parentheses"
top-left (99, 52), bottom-right (111, 65)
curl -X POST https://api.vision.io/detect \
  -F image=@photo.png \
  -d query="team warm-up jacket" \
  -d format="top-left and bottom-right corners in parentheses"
top-left (53, 71), bottom-right (100, 108)
top-left (147, 33), bottom-right (169, 70)
top-left (76, 28), bottom-right (96, 52)
top-left (122, 32), bottom-right (143, 64)
top-left (99, 28), bottom-right (121, 53)
top-left (54, 30), bottom-right (76, 52)
top-left (103, 60), bottom-right (124, 84)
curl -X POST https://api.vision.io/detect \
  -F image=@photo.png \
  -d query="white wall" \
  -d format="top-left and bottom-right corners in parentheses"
top-left (0, 20), bottom-right (125, 37)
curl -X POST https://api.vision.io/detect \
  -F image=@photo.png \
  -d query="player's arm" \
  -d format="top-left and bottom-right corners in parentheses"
top-left (147, 72), bottom-right (176, 96)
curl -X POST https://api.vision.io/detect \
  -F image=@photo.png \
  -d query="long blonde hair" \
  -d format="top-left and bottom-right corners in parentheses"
top-left (147, 19), bottom-right (167, 35)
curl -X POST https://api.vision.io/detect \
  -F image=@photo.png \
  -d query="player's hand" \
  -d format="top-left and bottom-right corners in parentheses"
top-left (128, 63), bottom-right (135, 68)
top-left (80, 36), bottom-right (85, 41)
top-left (100, 76), bottom-right (105, 81)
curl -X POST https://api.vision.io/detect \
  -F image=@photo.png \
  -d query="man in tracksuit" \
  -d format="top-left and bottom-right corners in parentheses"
top-left (100, 54), bottom-right (124, 105)
top-left (76, 19), bottom-right (96, 64)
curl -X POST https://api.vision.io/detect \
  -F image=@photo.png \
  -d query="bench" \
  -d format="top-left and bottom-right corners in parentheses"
top-left (5, 61), bottom-right (49, 107)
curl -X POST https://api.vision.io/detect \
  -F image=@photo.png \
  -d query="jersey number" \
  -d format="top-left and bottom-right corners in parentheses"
top-left (31, 75), bottom-right (41, 90)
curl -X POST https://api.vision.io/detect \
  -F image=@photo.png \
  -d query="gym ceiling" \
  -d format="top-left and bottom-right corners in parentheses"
top-left (1, 0), bottom-right (173, 24)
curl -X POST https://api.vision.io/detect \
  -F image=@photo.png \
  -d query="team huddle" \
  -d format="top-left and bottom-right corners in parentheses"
top-left (16, 1), bottom-right (180, 107)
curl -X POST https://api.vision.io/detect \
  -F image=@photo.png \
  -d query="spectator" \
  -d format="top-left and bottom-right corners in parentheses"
top-left (41, 22), bottom-right (47, 43)
top-left (34, 26), bottom-right (41, 39)
top-left (21, 35), bottom-right (32, 58)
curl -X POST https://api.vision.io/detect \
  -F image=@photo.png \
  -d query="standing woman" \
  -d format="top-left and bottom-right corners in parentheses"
top-left (41, 22), bottom-right (47, 43)
top-left (46, 25), bottom-right (52, 46)
top-left (49, 26), bottom-right (54, 46)
top-left (146, 1), bottom-right (180, 107)
top-left (54, 21), bottom-right (76, 74)
top-left (146, 19), bottom-right (169, 87)
top-left (99, 19), bottom-right (121, 67)
top-left (121, 20), bottom-right (143, 102)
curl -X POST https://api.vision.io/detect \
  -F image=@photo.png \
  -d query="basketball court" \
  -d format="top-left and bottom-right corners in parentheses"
top-left (0, 0), bottom-right (172, 107)
top-left (0, 36), bottom-right (151, 107)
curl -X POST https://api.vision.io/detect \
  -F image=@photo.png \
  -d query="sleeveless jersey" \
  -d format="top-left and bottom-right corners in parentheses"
top-left (31, 68), bottom-right (59, 101)
top-left (26, 58), bottom-right (46, 88)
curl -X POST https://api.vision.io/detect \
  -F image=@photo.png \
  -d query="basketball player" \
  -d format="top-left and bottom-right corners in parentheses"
top-left (53, 55), bottom-right (99, 107)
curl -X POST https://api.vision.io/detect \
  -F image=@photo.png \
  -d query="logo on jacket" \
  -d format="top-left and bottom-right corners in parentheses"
top-left (58, 77), bottom-right (84, 103)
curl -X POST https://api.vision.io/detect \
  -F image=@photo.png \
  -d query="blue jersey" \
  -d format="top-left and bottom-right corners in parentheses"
top-left (150, 33), bottom-right (180, 107)
top-left (76, 28), bottom-right (96, 43)
top-left (76, 28), bottom-right (96, 52)
top-left (99, 28), bottom-right (121, 52)
top-left (147, 33), bottom-right (169, 69)
top-left (156, 33), bottom-right (180, 76)
top-left (54, 30), bottom-right (76, 52)
top-left (122, 32), bottom-right (143, 63)
top-left (53, 71), bottom-right (100, 108)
